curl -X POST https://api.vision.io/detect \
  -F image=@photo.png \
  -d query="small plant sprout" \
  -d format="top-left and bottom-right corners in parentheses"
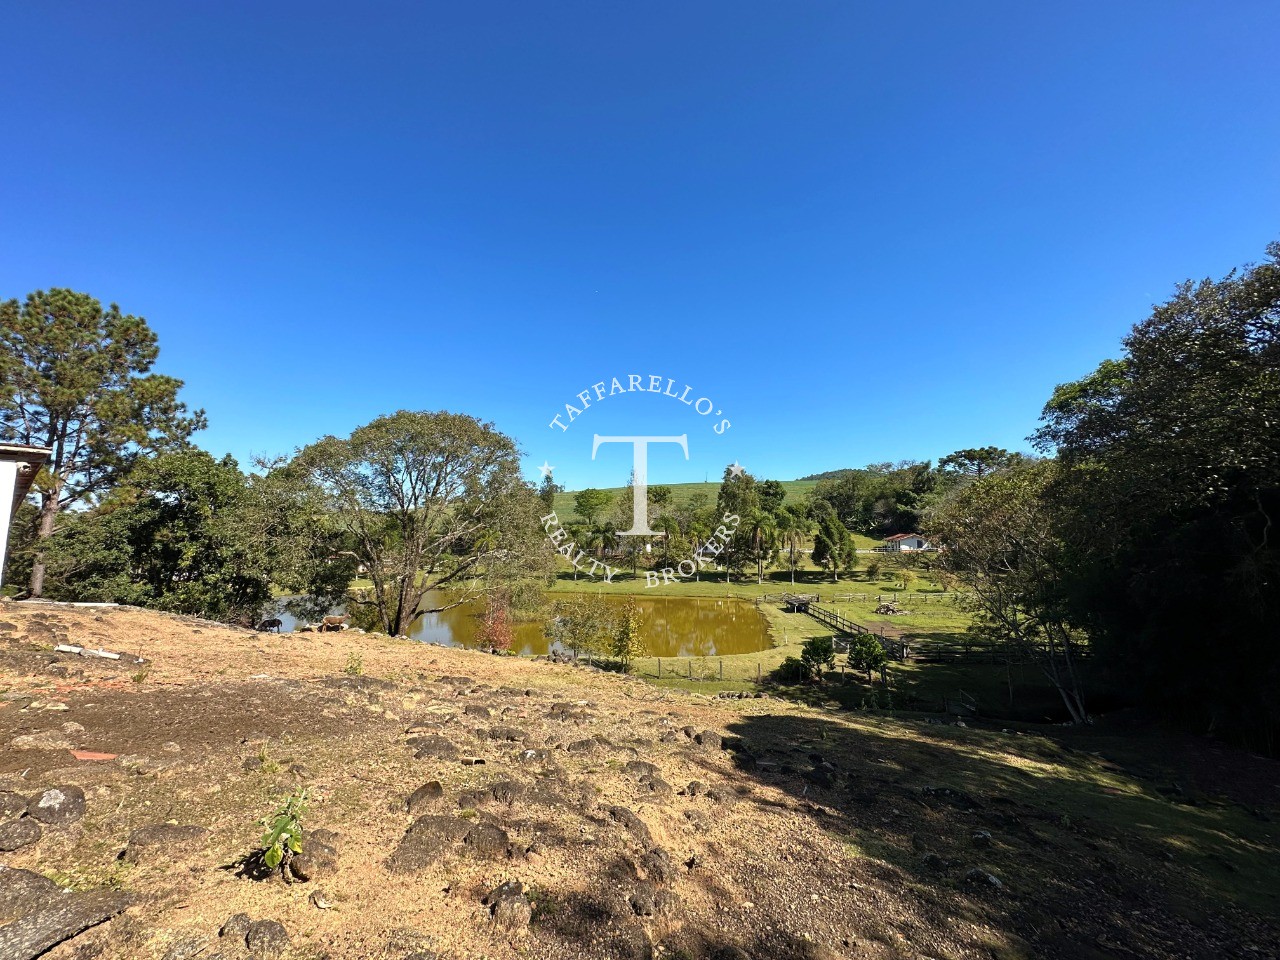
top-left (260, 788), bottom-right (308, 875)
top-left (344, 651), bottom-right (363, 676)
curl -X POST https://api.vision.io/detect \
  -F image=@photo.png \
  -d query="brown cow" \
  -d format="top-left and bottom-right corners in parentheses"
top-left (318, 615), bottom-right (349, 632)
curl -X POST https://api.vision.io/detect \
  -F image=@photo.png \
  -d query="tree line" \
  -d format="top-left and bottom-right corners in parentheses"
top-left (928, 242), bottom-right (1279, 749)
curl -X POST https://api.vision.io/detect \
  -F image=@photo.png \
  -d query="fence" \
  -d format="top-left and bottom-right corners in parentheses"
top-left (757, 592), bottom-right (972, 606)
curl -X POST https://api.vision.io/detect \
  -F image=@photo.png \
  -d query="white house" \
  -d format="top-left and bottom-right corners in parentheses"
top-left (0, 444), bottom-right (52, 589)
top-left (881, 533), bottom-right (932, 553)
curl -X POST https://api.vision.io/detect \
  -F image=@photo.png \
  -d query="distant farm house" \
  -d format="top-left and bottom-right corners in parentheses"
top-left (879, 533), bottom-right (933, 553)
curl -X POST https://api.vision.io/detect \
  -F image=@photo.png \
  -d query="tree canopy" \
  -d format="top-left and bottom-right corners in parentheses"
top-left (0, 289), bottom-right (206, 595)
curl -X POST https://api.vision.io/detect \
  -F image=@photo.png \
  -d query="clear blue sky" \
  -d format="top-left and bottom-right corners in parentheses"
top-left (2, 2), bottom-right (1277, 490)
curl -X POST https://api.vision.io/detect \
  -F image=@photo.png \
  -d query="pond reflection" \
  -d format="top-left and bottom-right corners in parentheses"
top-left (278, 592), bottom-right (772, 657)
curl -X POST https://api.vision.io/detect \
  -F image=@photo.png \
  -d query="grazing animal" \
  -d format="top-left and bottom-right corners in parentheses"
top-left (319, 615), bottom-right (349, 632)
top-left (257, 618), bottom-right (283, 633)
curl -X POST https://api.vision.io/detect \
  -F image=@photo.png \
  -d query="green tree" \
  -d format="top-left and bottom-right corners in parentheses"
top-left (610, 597), bottom-right (645, 667)
top-left (537, 473), bottom-right (562, 512)
top-left (574, 488), bottom-right (612, 525)
top-left (800, 636), bottom-right (836, 679)
top-left (0, 289), bottom-right (206, 596)
top-left (893, 556), bottom-right (917, 591)
top-left (810, 501), bottom-right (854, 582)
top-left (846, 634), bottom-right (888, 681)
top-left (43, 450), bottom-right (272, 622)
top-left (648, 485), bottom-right (673, 510)
top-left (743, 509), bottom-right (778, 583)
top-left (547, 593), bottom-right (612, 659)
top-left (288, 410), bottom-right (541, 637)
top-left (758, 479), bottom-right (786, 514)
top-left (938, 447), bottom-right (1021, 482)
top-left (1033, 241), bottom-right (1280, 746)
top-left (927, 460), bottom-right (1089, 724)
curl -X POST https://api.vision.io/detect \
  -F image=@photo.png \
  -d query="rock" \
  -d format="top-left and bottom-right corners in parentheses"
top-left (972, 830), bottom-right (993, 847)
top-left (694, 730), bottom-right (723, 750)
top-left (0, 792), bottom-right (28, 820)
top-left (628, 888), bottom-right (655, 917)
top-left (606, 806), bottom-right (653, 845)
top-left (463, 824), bottom-right (511, 858)
top-left (682, 781), bottom-right (707, 797)
top-left (161, 741), bottom-right (182, 753)
top-left (411, 736), bottom-right (459, 760)
top-left (60, 721), bottom-right (85, 735)
top-left (0, 867), bottom-right (133, 960)
top-left (639, 775), bottom-right (673, 797)
top-left (624, 760), bottom-right (658, 778)
top-left (26, 786), bottom-right (85, 826)
top-left (9, 730), bottom-right (74, 751)
top-left (288, 837), bottom-right (339, 882)
top-left (566, 738), bottom-right (598, 754)
top-left (638, 847), bottom-right (677, 884)
top-left (964, 867), bottom-right (1003, 889)
top-left (0, 819), bottom-right (41, 852)
top-left (488, 780), bottom-right (524, 805)
top-left (405, 781), bottom-right (445, 813)
top-left (122, 823), bottom-right (208, 863)
top-left (463, 704), bottom-right (491, 719)
top-left (487, 726), bottom-right (527, 742)
top-left (246, 918), bottom-right (290, 957)
top-left (483, 880), bottom-right (531, 930)
top-left (387, 815), bottom-right (470, 873)
top-left (804, 768), bottom-right (836, 789)
top-left (220, 913), bottom-right (253, 940)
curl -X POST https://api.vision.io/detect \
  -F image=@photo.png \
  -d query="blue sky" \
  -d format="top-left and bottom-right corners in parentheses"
top-left (2, 2), bottom-right (1277, 490)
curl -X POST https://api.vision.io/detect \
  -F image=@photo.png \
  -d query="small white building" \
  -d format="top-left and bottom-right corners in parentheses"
top-left (0, 444), bottom-right (52, 589)
top-left (881, 533), bottom-right (932, 553)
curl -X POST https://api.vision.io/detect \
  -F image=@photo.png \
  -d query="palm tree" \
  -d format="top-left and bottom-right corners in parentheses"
top-left (744, 510), bottom-right (779, 584)
top-left (778, 506), bottom-right (812, 586)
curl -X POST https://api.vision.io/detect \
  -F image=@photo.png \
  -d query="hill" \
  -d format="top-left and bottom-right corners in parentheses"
top-left (551, 479), bottom-right (820, 521)
top-left (0, 600), bottom-right (1276, 959)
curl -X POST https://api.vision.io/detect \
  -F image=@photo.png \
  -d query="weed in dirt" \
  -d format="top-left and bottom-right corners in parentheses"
top-left (344, 652), bottom-right (364, 676)
top-left (259, 787), bottom-right (308, 874)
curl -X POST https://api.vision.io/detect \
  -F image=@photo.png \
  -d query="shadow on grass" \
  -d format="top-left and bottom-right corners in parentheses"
top-left (706, 710), bottom-right (1280, 959)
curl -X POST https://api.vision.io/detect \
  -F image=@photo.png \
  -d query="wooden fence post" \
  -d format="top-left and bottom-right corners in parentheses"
top-left (688, 659), bottom-right (693, 680)
top-left (657, 657), bottom-right (661, 679)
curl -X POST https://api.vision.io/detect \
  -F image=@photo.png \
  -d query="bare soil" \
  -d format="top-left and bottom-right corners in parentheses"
top-left (0, 599), bottom-right (1277, 960)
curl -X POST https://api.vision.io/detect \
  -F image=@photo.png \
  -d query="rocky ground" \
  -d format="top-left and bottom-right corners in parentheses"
top-left (0, 599), bottom-right (1277, 960)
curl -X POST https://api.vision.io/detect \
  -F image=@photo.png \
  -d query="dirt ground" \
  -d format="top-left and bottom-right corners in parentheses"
top-left (0, 599), bottom-right (1277, 960)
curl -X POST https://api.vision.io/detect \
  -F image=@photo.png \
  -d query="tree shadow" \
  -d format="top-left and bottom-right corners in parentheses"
top-left (705, 710), bottom-right (1280, 959)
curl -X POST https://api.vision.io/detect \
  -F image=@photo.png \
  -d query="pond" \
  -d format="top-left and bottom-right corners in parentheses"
top-left (276, 592), bottom-right (772, 658)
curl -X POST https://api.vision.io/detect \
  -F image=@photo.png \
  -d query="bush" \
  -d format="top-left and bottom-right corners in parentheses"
top-left (800, 636), bottom-right (836, 678)
top-left (772, 656), bottom-right (808, 683)
top-left (847, 634), bottom-right (888, 680)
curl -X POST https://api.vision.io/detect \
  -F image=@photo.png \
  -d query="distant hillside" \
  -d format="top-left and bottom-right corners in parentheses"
top-left (796, 468), bottom-right (855, 482)
top-left (550, 479), bottom-right (819, 521)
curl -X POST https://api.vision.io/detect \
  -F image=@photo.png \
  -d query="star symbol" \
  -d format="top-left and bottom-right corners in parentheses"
top-left (728, 461), bottom-right (745, 478)
top-left (539, 461), bottom-right (555, 478)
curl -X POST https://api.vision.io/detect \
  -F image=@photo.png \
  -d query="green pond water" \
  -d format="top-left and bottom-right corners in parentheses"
top-left (282, 592), bottom-right (772, 657)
